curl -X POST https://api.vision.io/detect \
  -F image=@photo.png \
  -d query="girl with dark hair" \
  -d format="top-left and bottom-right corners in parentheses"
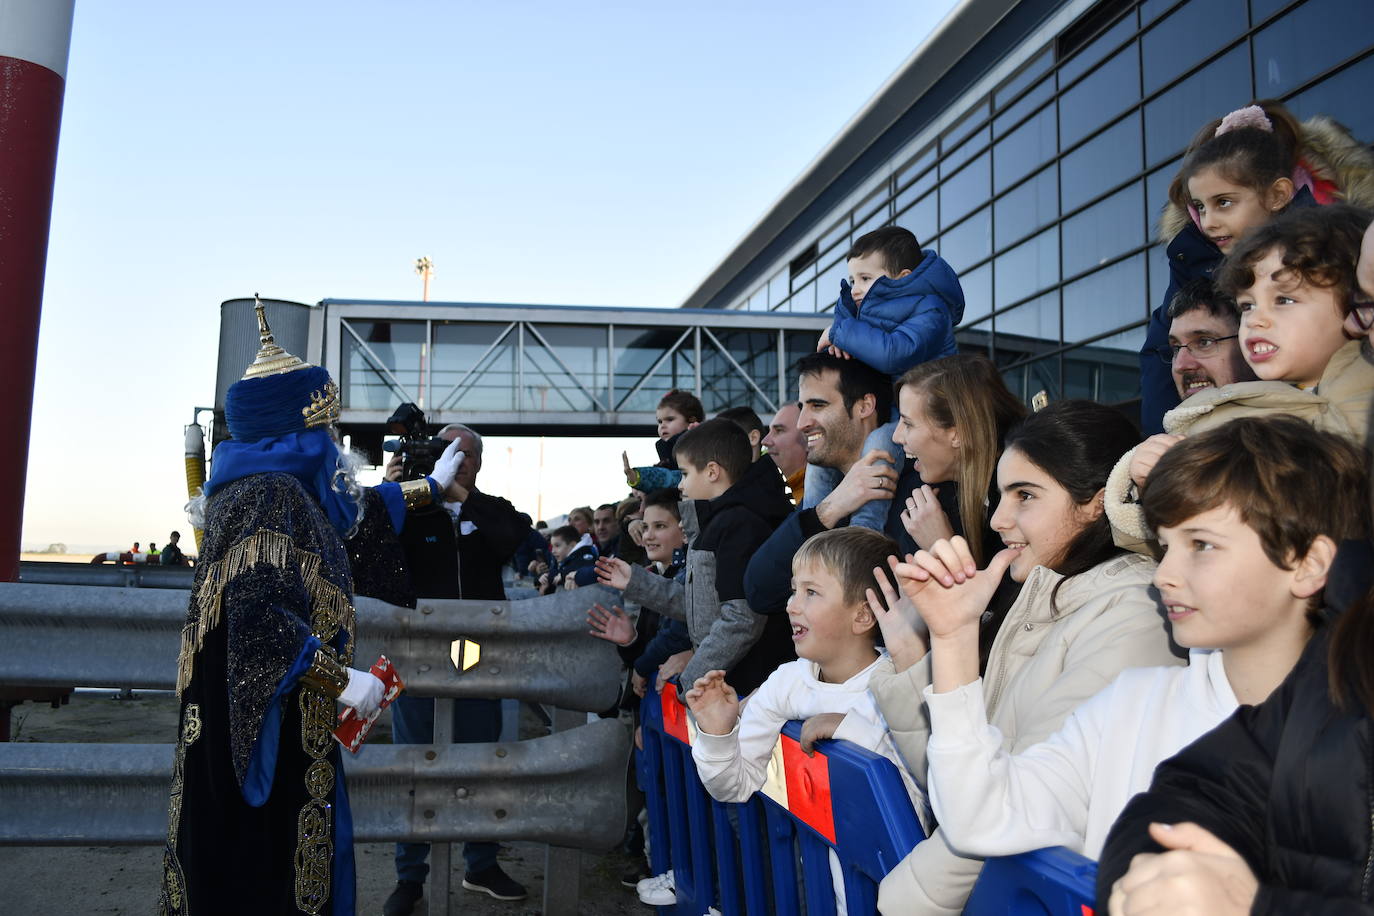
top-left (1139, 99), bottom-right (1374, 434)
top-left (865, 401), bottom-right (1182, 914)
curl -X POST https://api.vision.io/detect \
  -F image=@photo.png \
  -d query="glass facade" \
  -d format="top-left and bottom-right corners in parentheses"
top-left (724, 0), bottom-right (1374, 411)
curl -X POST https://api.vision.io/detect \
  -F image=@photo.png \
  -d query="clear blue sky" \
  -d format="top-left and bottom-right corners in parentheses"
top-left (23, 0), bottom-right (960, 551)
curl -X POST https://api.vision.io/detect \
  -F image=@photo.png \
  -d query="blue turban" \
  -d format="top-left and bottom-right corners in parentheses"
top-left (204, 366), bottom-right (360, 535)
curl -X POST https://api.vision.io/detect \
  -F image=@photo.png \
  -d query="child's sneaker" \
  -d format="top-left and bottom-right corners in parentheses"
top-left (636, 870), bottom-right (676, 906)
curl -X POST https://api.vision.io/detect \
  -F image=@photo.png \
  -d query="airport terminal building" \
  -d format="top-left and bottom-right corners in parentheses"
top-left (681, 0), bottom-right (1374, 416)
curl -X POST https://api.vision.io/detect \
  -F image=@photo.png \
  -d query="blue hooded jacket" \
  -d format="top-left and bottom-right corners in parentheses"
top-left (828, 249), bottom-right (964, 378)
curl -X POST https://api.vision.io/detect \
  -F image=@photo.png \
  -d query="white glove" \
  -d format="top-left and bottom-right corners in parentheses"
top-left (430, 438), bottom-right (465, 492)
top-left (339, 668), bottom-right (386, 719)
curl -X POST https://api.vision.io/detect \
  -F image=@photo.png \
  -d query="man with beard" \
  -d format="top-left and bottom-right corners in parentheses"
top-left (160, 302), bottom-right (462, 916)
top-left (744, 353), bottom-right (929, 614)
top-left (1157, 278), bottom-right (1255, 401)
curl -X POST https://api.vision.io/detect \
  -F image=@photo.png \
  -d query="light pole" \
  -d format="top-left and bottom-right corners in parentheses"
top-left (415, 256), bottom-right (433, 302)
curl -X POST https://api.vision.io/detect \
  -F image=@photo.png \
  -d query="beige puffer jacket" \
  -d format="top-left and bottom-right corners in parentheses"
top-left (1106, 338), bottom-right (1374, 545)
top-left (869, 552), bottom-right (1181, 914)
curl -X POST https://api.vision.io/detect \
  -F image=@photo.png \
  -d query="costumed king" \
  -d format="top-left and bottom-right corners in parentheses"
top-left (158, 300), bottom-right (466, 916)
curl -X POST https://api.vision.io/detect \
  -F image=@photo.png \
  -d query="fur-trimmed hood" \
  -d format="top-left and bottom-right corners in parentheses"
top-left (1157, 115), bottom-right (1374, 242)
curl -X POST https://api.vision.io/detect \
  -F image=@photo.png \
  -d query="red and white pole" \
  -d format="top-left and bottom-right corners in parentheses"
top-left (0, 0), bottom-right (74, 582)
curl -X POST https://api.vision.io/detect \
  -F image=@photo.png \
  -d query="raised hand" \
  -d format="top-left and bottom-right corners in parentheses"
top-left (892, 537), bottom-right (1015, 641)
top-left (866, 557), bottom-right (929, 672)
top-left (900, 484), bottom-right (955, 549)
top-left (1109, 822), bottom-right (1257, 916)
top-left (587, 603), bottom-right (636, 647)
top-left (684, 670), bottom-right (739, 736)
top-left (595, 556), bottom-right (632, 590)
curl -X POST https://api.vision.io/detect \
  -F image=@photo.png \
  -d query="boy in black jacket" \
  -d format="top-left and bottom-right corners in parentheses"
top-left (598, 418), bottom-right (795, 696)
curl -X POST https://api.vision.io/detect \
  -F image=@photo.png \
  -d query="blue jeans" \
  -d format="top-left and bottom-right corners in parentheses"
top-left (801, 419), bottom-right (900, 532)
top-left (390, 694), bottom-right (504, 881)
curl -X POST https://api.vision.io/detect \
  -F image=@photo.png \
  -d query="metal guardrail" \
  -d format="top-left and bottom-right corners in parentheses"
top-left (19, 560), bottom-right (195, 590)
top-left (0, 581), bottom-right (627, 712)
top-left (0, 719), bottom-right (630, 847)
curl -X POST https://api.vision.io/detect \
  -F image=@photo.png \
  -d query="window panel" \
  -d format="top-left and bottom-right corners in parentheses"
top-left (1064, 327), bottom-right (1146, 404)
top-left (941, 152), bottom-right (991, 228)
top-left (1059, 43), bottom-right (1141, 150)
top-left (938, 205), bottom-right (991, 273)
top-left (959, 262), bottom-right (993, 325)
top-left (995, 166), bottom-right (1058, 249)
top-left (1286, 54), bottom-right (1374, 152)
top-left (993, 103), bottom-right (1056, 194)
top-left (943, 98), bottom-right (991, 151)
top-left (790, 277), bottom-right (817, 313)
top-left (1058, 11), bottom-right (1138, 86)
top-left (895, 190), bottom-right (939, 251)
top-left (818, 216), bottom-right (851, 258)
top-left (995, 49), bottom-right (1054, 108)
top-left (895, 163), bottom-right (937, 209)
top-left (995, 291), bottom-right (1061, 349)
top-left (1141, 0), bottom-right (1247, 94)
top-left (853, 203), bottom-right (889, 239)
top-left (1253, 0), bottom-right (1374, 96)
top-left (896, 145), bottom-right (938, 189)
top-left (994, 228), bottom-right (1059, 309)
top-left (1140, 0), bottom-right (1182, 25)
top-left (993, 75), bottom-right (1056, 138)
top-left (1062, 253), bottom-right (1147, 342)
top-left (1001, 354), bottom-right (1061, 406)
top-left (1148, 243), bottom-right (1172, 312)
top-left (816, 258), bottom-right (846, 313)
top-left (1146, 157), bottom-right (1181, 224)
top-left (1249, 0), bottom-right (1295, 23)
top-left (1061, 182), bottom-right (1145, 278)
top-left (768, 270), bottom-right (788, 309)
top-left (1060, 113), bottom-right (1143, 212)
top-left (943, 124), bottom-right (992, 174)
top-left (1144, 43), bottom-right (1251, 167)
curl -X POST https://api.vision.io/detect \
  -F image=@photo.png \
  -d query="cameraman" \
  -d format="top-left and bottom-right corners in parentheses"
top-left (382, 422), bottom-right (529, 913)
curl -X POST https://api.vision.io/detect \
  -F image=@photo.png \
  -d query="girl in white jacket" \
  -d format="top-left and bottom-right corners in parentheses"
top-left (867, 400), bottom-right (1182, 914)
top-left (899, 416), bottom-right (1365, 866)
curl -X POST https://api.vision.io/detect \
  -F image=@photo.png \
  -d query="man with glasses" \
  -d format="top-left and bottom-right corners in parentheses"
top-left (1152, 278), bottom-right (1255, 401)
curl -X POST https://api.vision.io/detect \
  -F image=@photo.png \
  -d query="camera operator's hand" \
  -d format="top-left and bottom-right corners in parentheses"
top-left (384, 455), bottom-right (404, 483)
top-left (431, 439), bottom-right (467, 502)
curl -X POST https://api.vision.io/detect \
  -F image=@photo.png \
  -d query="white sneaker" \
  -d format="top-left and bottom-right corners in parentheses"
top-left (704, 908), bottom-right (722, 915)
top-left (637, 870), bottom-right (676, 906)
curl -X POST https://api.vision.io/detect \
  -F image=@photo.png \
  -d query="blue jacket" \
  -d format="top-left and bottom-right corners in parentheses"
top-left (829, 250), bottom-right (964, 378)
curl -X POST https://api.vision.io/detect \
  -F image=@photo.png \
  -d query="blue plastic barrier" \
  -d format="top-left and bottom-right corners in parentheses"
top-left (639, 685), bottom-right (924, 915)
top-left (964, 845), bottom-right (1099, 915)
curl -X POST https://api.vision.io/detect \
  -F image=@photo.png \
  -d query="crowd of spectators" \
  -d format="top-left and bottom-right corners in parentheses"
top-left (531, 99), bottom-right (1374, 915)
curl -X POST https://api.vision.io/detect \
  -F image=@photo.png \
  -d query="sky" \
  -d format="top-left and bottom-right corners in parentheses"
top-left (21, 0), bottom-right (961, 552)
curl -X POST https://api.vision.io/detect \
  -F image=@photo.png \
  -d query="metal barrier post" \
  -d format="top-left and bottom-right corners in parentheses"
top-left (542, 706), bottom-right (584, 916)
top-left (431, 697), bottom-right (454, 915)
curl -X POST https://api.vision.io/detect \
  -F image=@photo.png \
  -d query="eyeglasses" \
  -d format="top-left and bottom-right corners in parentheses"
top-left (1152, 335), bottom-right (1239, 364)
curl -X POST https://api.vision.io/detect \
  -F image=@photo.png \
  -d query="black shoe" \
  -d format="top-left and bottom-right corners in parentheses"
top-left (462, 864), bottom-right (528, 901)
top-left (383, 880), bottom-right (424, 916)
top-left (621, 865), bottom-right (651, 888)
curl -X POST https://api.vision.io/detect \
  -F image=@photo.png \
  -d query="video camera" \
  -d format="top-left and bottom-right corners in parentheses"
top-left (383, 402), bottom-right (449, 481)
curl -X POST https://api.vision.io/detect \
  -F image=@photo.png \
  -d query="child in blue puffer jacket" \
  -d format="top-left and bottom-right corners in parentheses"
top-left (809, 226), bottom-right (964, 530)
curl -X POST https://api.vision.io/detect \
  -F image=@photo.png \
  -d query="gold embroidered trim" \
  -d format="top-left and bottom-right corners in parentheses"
top-left (159, 703), bottom-right (201, 915)
top-left (295, 688), bottom-right (336, 913)
top-left (301, 646), bottom-right (348, 699)
top-left (175, 530), bottom-right (355, 694)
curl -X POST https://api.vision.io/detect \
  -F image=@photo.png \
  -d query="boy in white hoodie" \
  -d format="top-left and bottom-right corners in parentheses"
top-left (890, 415), bottom-right (1366, 861)
top-left (686, 526), bottom-right (926, 912)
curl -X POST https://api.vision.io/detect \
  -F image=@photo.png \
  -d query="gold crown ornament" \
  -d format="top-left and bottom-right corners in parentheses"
top-left (302, 380), bottom-right (341, 428)
top-left (241, 294), bottom-right (307, 379)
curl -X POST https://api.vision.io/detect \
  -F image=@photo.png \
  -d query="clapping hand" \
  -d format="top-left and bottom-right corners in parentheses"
top-left (900, 484), bottom-right (955, 549)
top-left (865, 556), bottom-right (929, 672)
top-left (684, 670), bottom-right (739, 736)
top-left (891, 536), bottom-right (1015, 641)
